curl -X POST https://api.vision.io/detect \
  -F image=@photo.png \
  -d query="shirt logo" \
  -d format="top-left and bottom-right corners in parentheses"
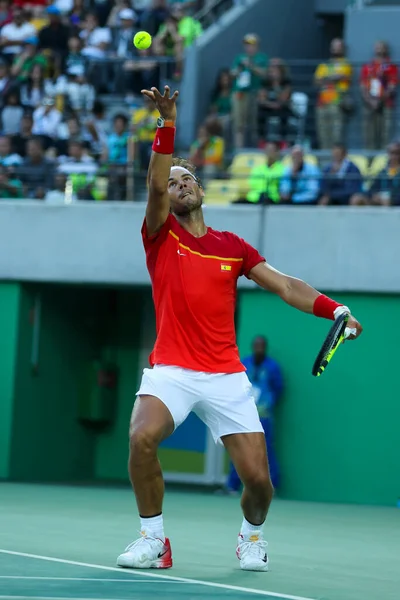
top-left (177, 249), bottom-right (186, 256)
top-left (221, 264), bottom-right (232, 271)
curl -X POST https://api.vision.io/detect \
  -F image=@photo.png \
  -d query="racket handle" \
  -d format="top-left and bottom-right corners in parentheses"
top-left (334, 305), bottom-right (350, 319)
top-left (344, 327), bottom-right (357, 339)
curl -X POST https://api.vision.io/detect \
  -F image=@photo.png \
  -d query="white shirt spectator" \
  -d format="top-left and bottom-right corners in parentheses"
top-left (80, 27), bottom-right (111, 59)
top-left (58, 155), bottom-right (97, 177)
top-left (55, 66), bottom-right (95, 112)
top-left (0, 22), bottom-right (36, 55)
top-left (32, 105), bottom-right (63, 138)
top-left (1, 105), bottom-right (24, 135)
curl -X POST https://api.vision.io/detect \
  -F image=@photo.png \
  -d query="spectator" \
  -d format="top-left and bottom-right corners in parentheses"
top-left (20, 64), bottom-right (52, 108)
top-left (0, 162), bottom-right (24, 199)
top-left (244, 141), bottom-right (285, 204)
top-left (84, 99), bottom-right (108, 156)
top-left (189, 117), bottom-right (225, 177)
top-left (141, 0), bottom-right (170, 38)
top-left (69, 0), bottom-right (86, 31)
top-left (226, 335), bottom-right (283, 493)
top-left (257, 58), bottom-right (292, 143)
top-left (104, 113), bottom-right (129, 164)
top-left (53, 0), bottom-right (74, 16)
top-left (231, 33), bottom-right (268, 148)
top-left (0, 6), bottom-right (36, 59)
top-left (1, 89), bottom-right (24, 135)
top-left (319, 144), bottom-right (363, 206)
top-left (360, 41), bottom-right (398, 151)
top-left (153, 10), bottom-right (183, 79)
top-left (0, 134), bottom-right (23, 166)
top-left (280, 145), bottom-right (321, 205)
top-left (0, 59), bottom-right (12, 105)
top-left (131, 95), bottom-right (159, 170)
top-left (58, 139), bottom-right (97, 196)
top-left (32, 96), bottom-right (62, 139)
top-left (314, 38), bottom-right (352, 150)
top-left (65, 35), bottom-right (85, 73)
top-left (210, 68), bottom-right (232, 120)
top-left (58, 64), bottom-right (95, 113)
top-left (0, 1), bottom-right (12, 29)
top-left (80, 12), bottom-right (111, 59)
top-left (367, 142), bottom-right (400, 206)
top-left (107, 0), bottom-right (134, 28)
top-left (56, 114), bottom-right (82, 154)
top-left (122, 47), bottom-right (160, 96)
top-left (11, 36), bottom-right (47, 83)
top-left (45, 172), bottom-right (77, 204)
top-left (19, 136), bottom-right (55, 198)
top-left (111, 8), bottom-right (138, 58)
top-left (11, 112), bottom-right (33, 157)
top-left (38, 6), bottom-right (70, 71)
top-left (159, 3), bottom-right (202, 48)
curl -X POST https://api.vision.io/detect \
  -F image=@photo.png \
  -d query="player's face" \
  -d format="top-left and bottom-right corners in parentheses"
top-left (168, 167), bottom-right (204, 216)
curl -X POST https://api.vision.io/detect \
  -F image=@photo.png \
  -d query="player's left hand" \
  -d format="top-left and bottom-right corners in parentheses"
top-left (344, 316), bottom-right (363, 341)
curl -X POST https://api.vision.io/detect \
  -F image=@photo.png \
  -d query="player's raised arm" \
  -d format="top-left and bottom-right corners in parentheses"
top-left (249, 262), bottom-right (362, 339)
top-left (141, 85), bottom-right (179, 236)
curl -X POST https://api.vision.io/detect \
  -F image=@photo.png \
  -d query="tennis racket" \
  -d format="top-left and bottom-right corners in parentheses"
top-left (312, 312), bottom-right (356, 377)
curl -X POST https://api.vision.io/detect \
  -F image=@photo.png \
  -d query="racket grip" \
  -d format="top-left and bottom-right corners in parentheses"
top-left (344, 327), bottom-right (357, 339)
top-left (334, 305), bottom-right (350, 319)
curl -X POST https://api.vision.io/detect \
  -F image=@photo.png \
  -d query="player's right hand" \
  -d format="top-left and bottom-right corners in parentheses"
top-left (141, 85), bottom-right (179, 122)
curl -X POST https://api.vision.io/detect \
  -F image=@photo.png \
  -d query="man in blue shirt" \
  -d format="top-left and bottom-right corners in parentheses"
top-left (280, 145), bottom-right (320, 204)
top-left (319, 144), bottom-right (363, 206)
top-left (226, 335), bottom-right (283, 493)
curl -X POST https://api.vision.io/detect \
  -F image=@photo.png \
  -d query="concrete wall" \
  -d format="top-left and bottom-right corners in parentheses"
top-left (1, 202), bottom-right (400, 292)
top-left (345, 6), bottom-right (400, 61)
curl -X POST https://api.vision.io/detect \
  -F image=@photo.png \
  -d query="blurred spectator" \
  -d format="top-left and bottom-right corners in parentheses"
top-left (319, 144), bottom-right (363, 206)
top-left (111, 8), bottom-right (138, 58)
top-left (38, 6), bottom-right (70, 71)
top-left (226, 335), bottom-right (283, 493)
top-left (45, 172), bottom-right (76, 203)
top-left (209, 68), bottom-right (232, 146)
top-left (189, 116), bottom-right (224, 177)
top-left (11, 112), bottom-right (33, 157)
top-left (69, 0), bottom-right (86, 31)
top-left (65, 35), bottom-right (85, 72)
top-left (53, 0), bottom-right (74, 15)
top-left (56, 114), bottom-right (82, 154)
top-left (103, 112), bottom-right (129, 164)
top-left (0, 1), bottom-right (12, 29)
top-left (132, 95), bottom-right (159, 170)
top-left (0, 162), bottom-right (23, 199)
top-left (20, 64), bottom-right (52, 108)
top-left (160, 3), bottom-right (202, 48)
top-left (245, 141), bottom-right (285, 205)
top-left (107, 1), bottom-right (134, 28)
top-left (367, 142), bottom-right (400, 206)
top-left (84, 99), bottom-right (108, 156)
top-left (11, 36), bottom-right (47, 83)
top-left (0, 59), bottom-right (11, 105)
top-left (32, 96), bottom-right (62, 139)
top-left (0, 134), bottom-right (23, 166)
top-left (314, 38), bottom-right (352, 150)
top-left (360, 41), bottom-right (398, 151)
top-left (122, 47), bottom-right (160, 96)
top-left (280, 145), bottom-right (320, 205)
top-left (58, 64), bottom-right (95, 113)
top-left (141, 0), bottom-right (170, 38)
top-left (231, 33), bottom-right (268, 148)
top-left (80, 12), bottom-right (111, 59)
top-left (0, 7), bottom-right (36, 59)
top-left (153, 10), bottom-right (183, 78)
top-left (19, 136), bottom-right (55, 199)
top-left (58, 139), bottom-right (97, 197)
top-left (257, 58), bottom-right (292, 143)
top-left (1, 89), bottom-right (24, 135)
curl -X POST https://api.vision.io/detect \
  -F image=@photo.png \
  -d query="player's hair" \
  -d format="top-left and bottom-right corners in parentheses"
top-left (172, 157), bottom-right (203, 189)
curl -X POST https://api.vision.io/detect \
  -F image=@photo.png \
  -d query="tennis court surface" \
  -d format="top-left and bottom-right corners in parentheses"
top-left (1, 484), bottom-right (399, 600)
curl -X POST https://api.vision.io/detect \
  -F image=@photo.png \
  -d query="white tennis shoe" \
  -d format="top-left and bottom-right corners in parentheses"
top-left (236, 532), bottom-right (269, 571)
top-left (117, 529), bottom-right (173, 569)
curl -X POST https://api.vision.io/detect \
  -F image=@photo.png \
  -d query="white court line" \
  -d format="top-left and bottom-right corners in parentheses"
top-left (0, 576), bottom-right (187, 584)
top-left (0, 549), bottom-right (318, 600)
top-left (0, 597), bottom-right (183, 600)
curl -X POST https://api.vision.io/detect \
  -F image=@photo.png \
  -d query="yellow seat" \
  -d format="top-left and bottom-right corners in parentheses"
top-left (369, 154), bottom-right (387, 178)
top-left (229, 152), bottom-right (265, 174)
top-left (348, 154), bottom-right (369, 177)
top-left (205, 180), bottom-right (239, 205)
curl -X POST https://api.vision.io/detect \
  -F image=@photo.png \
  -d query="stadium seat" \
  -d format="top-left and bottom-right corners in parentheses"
top-left (229, 152), bottom-right (265, 175)
top-left (204, 180), bottom-right (240, 205)
top-left (369, 154), bottom-right (387, 178)
top-left (348, 154), bottom-right (369, 177)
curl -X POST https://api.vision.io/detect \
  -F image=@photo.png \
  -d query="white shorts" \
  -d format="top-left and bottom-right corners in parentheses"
top-left (136, 365), bottom-right (263, 444)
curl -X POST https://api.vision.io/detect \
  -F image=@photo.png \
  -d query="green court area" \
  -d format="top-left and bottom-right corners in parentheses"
top-left (0, 484), bottom-right (399, 600)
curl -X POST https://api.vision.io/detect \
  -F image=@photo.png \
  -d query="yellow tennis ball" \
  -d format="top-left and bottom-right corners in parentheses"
top-left (133, 31), bottom-right (152, 50)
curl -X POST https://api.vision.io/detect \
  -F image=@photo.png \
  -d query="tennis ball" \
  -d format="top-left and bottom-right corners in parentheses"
top-left (133, 31), bottom-right (152, 50)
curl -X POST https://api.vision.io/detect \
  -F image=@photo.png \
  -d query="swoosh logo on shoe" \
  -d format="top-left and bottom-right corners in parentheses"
top-left (158, 548), bottom-right (169, 559)
top-left (262, 554), bottom-right (268, 563)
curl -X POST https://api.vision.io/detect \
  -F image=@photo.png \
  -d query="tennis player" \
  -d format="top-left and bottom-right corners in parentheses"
top-left (117, 86), bottom-right (363, 572)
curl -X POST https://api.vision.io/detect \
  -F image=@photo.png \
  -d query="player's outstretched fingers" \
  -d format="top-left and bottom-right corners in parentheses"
top-left (171, 90), bottom-right (179, 101)
top-left (141, 89), bottom-right (155, 101)
top-left (151, 87), bottom-right (163, 100)
top-left (164, 85), bottom-right (170, 99)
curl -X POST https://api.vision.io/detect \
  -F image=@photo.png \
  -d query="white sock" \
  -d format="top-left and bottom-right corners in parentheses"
top-left (240, 517), bottom-right (265, 540)
top-left (140, 514), bottom-right (165, 541)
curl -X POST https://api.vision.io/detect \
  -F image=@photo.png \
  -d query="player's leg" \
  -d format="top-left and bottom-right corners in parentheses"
top-left (262, 417), bottom-right (280, 489)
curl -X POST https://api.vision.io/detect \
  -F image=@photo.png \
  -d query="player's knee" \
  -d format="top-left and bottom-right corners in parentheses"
top-left (244, 470), bottom-right (274, 501)
top-left (129, 426), bottom-right (159, 461)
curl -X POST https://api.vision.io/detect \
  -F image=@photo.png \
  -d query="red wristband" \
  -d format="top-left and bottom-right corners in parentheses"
top-left (152, 127), bottom-right (176, 154)
top-left (313, 294), bottom-right (342, 320)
